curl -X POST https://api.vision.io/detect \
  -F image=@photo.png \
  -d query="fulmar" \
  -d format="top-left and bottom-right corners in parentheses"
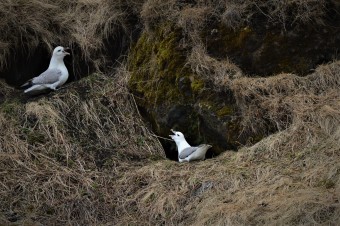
top-left (22, 46), bottom-right (70, 95)
top-left (169, 129), bottom-right (212, 162)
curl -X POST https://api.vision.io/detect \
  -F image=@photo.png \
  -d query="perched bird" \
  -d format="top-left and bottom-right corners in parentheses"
top-left (22, 46), bottom-right (70, 95)
top-left (169, 129), bottom-right (212, 162)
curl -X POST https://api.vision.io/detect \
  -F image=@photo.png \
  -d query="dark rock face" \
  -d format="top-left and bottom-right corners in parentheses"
top-left (205, 25), bottom-right (340, 76)
top-left (204, 6), bottom-right (340, 76)
top-left (0, 47), bottom-right (50, 86)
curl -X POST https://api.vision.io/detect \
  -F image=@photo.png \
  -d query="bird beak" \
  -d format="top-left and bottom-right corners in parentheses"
top-left (169, 129), bottom-right (176, 139)
top-left (63, 47), bottom-right (71, 55)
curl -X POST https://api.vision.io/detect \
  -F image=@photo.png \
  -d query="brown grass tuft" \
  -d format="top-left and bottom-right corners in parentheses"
top-left (187, 45), bottom-right (243, 89)
top-left (231, 61), bottom-right (340, 143)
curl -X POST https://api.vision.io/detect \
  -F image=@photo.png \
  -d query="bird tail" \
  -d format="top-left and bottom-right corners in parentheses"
top-left (24, 85), bottom-right (36, 93)
top-left (24, 84), bottom-right (46, 94)
top-left (20, 80), bottom-right (33, 89)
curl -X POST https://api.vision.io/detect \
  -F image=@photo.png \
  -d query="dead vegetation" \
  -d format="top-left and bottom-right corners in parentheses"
top-left (1, 0), bottom-right (340, 225)
top-left (109, 56), bottom-right (340, 225)
top-left (231, 61), bottom-right (340, 138)
top-left (0, 69), bottom-right (164, 225)
top-left (1, 61), bottom-right (339, 225)
top-left (0, 0), bottom-right (133, 72)
top-left (140, 0), bottom-right (330, 40)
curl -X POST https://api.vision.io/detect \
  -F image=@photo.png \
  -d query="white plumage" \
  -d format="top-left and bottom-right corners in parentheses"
top-left (22, 46), bottom-right (70, 95)
top-left (169, 129), bottom-right (212, 162)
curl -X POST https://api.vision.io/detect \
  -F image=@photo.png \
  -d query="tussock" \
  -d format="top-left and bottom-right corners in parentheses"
top-left (231, 61), bottom-right (340, 143)
top-left (188, 45), bottom-right (243, 89)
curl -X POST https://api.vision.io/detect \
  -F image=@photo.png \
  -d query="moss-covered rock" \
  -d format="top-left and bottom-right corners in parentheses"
top-left (128, 24), bottom-right (246, 159)
top-left (128, 25), bottom-right (192, 107)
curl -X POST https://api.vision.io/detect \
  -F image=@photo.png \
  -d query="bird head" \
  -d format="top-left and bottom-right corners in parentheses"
top-left (169, 129), bottom-right (186, 143)
top-left (53, 46), bottom-right (70, 59)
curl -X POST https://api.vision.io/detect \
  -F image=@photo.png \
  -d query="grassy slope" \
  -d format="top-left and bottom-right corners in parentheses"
top-left (1, 62), bottom-right (339, 226)
top-left (0, 0), bottom-right (339, 225)
top-left (0, 71), bottom-right (165, 225)
top-left (113, 60), bottom-right (340, 225)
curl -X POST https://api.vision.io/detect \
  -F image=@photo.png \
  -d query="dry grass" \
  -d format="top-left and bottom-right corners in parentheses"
top-left (1, 0), bottom-right (340, 225)
top-left (121, 2), bottom-right (340, 218)
top-left (231, 61), bottom-right (340, 140)
top-left (187, 45), bottom-right (243, 89)
top-left (0, 0), bottom-right (130, 71)
top-left (0, 0), bottom-right (331, 69)
top-left (112, 141), bottom-right (340, 225)
top-left (0, 67), bottom-right (164, 225)
top-left (2, 57), bottom-right (338, 226)
top-left (107, 59), bottom-right (340, 225)
top-left (140, 0), bottom-right (330, 41)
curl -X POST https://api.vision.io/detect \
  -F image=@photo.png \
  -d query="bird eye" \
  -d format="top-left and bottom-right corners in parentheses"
top-left (177, 134), bottom-right (179, 136)
top-left (58, 49), bottom-right (61, 52)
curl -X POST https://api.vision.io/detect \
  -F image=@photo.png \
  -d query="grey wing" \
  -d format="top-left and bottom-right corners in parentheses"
top-left (179, 146), bottom-right (198, 159)
top-left (32, 68), bottom-right (62, 85)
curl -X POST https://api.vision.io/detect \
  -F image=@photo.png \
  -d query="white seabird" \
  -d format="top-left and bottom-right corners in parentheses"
top-left (169, 129), bottom-right (212, 162)
top-left (22, 46), bottom-right (70, 95)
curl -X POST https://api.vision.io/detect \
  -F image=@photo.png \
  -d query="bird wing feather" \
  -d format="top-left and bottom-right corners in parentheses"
top-left (179, 146), bottom-right (198, 159)
top-left (32, 68), bottom-right (62, 85)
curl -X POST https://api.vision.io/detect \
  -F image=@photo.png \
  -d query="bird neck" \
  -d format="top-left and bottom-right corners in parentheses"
top-left (177, 139), bottom-right (191, 151)
top-left (48, 56), bottom-right (65, 69)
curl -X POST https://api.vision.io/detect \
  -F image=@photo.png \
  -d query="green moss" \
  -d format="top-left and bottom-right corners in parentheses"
top-left (27, 131), bottom-right (46, 145)
top-left (197, 100), bottom-right (214, 110)
top-left (260, 33), bottom-right (309, 74)
top-left (199, 99), bottom-right (234, 118)
top-left (0, 100), bottom-right (21, 116)
top-left (205, 25), bottom-right (253, 56)
top-left (190, 79), bottom-right (205, 94)
top-left (221, 117), bottom-right (243, 148)
top-left (234, 26), bottom-right (252, 48)
top-left (128, 23), bottom-right (249, 154)
top-left (149, 154), bottom-right (165, 161)
top-left (128, 24), bottom-right (195, 107)
top-left (216, 106), bottom-right (233, 117)
top-left (318, 179), bottom-right (335, 189)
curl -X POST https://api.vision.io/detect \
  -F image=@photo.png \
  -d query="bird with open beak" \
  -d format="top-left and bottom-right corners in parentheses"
top-left (170, 129), bottom-right (212, 162)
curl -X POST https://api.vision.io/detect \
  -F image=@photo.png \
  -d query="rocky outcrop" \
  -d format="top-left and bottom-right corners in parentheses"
top-left (128, 25), bottom-right (247, 159)
top-left (128, 1), bottom-right (340, 159)
top-left (204, 18), bottom-right (340, 76)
